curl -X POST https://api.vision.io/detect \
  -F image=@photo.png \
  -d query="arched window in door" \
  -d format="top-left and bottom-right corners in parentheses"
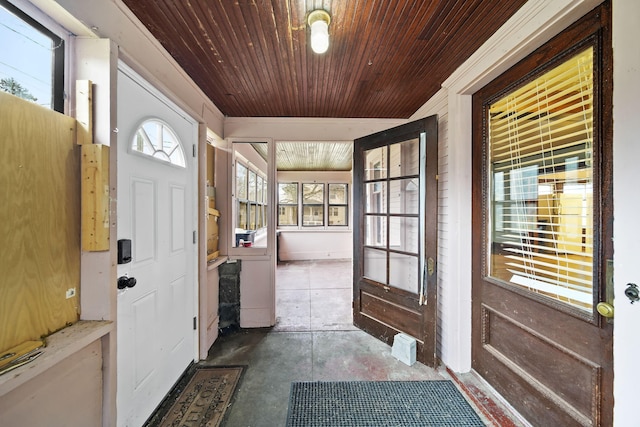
top-left (131, 119), bottom-right (185, 167)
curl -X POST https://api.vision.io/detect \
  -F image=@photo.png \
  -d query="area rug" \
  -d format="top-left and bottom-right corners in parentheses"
top-left (286, 380), bottom-right (485, 426)
top-left (148, 366), bottom-right (243, 427)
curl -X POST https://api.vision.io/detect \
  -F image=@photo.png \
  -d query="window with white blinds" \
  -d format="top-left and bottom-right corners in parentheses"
top-left (487, 47), bottom-right (594, 311)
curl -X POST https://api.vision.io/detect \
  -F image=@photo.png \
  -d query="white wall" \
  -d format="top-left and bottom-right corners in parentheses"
top-left (612, 1), bottom-right (640, 424)
top-left (238, 257), bottom-right (275, 327)
top-left (278, 231), bottom-right (352, 261)
top-left (410, 89), bottom-right (449, 360)
top-left (224, 117), bottom-right (407, 141)
top-left (0, 341), bottom-right (103, 427)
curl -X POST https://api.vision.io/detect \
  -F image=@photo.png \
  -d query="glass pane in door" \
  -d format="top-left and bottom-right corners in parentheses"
top-left (389, 179), bottom-right (419, 214)
top-left (389, 217), bottom-right (419, 253)
top-left (486, 47), bottom-right (594, 312)
top-left (389, 253), bottom-right (419, 293)
top-left (365, 147), bottom-right (387, 180)
top-left (389, 138), bottom-right (419, 177)
top-left (365, 182), bottom-right (387, 214)
top-left (362, 138), bottom-right (423, 293)
top-left (365, 215), bottom-right (386, 247)
top-left (364, 247), bottom-right (386, 283)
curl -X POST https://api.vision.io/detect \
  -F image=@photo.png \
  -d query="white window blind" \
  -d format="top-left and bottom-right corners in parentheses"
top-left (488, 47), bottom-right (594, 311)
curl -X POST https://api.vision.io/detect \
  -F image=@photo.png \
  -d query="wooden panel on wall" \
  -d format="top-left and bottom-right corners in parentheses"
top-left (0, 92), bottom-right (80, 353)
top-left (75, 80), bottom-right (93, 146)
top-left (81, 144), bottom-right (110, 251)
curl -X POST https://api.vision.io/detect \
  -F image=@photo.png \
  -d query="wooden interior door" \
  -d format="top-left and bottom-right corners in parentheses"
top-left (471, 4), bottom-right (613, 426)
top-left (353, 116), bottom-right (438, 367)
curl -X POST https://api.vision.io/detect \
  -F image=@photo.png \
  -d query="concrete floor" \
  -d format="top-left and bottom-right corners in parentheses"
top-left (204, 260), bottom-right (527, 427)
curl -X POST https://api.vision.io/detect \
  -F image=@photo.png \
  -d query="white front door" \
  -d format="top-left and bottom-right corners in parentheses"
top-left (116, 66), bottom-right (198, 426)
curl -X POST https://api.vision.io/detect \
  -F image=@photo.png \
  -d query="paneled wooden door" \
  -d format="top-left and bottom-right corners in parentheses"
top-left (471, 4), bottom-right (613, 426)
top-left (353, 116), bottom-right (438, 367)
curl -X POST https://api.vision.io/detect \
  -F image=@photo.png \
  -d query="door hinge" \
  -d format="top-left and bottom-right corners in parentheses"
top-left (193, 316), bottom-right (197, 330)
top-left (193, 230), bottom-right (197, 244)
top-left (192, 144), bottom-right (197, 158)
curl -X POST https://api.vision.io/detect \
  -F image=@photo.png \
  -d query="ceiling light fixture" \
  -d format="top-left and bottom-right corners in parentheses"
top-left (308, 10), bottom-right (330, 54)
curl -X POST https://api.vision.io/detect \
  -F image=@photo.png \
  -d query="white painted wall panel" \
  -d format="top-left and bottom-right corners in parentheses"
top-left (0, 341), bottom-right (102, 427)
top-left (612, 0), bottom-right (640, 424)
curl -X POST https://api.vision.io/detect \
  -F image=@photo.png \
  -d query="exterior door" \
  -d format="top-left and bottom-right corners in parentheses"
top-left (116, 66), bottom-right (198, 426)
top-left (471, 4), bottom-right (613, 426)
top-left (353, 117), bottom-right (438, 367)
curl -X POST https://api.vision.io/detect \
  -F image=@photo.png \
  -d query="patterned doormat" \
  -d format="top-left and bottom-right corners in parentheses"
top-left (145, 365), bottom-right (243, 427)
top-left (286, 380), bottom-right (485, 426)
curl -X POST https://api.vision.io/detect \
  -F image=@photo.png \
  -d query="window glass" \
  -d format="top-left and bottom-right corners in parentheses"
top-left (278, 206), bottom-right (298, 226)
top-left (302, 184), bottom-right (324, 226)
top-left (0, 2), bottom-right (63, 111)
top-left (365, 148), bottom-right (387, 180)
top-left (329, 206), bottom-right (347, 226)
top-left (389, 139), bottom-right (419, 178)
top-left (278, 183), bottom-right (297, 203)
top-left (131, 119), bottom-right (185, 167)
top-left (249, 204), bottom-right (256, 230)
top-left (302, 183), bottom-right (324, 204)
top-left (487, 47), bottom-right (594, 312)
top-left (303, 206), bottom-right (324, 226)
top-left (262, 178), bottom-right (268, 204)
top-left (328, 183), bottom-right (348, 226)
top-left (257, 176), bottom-right (264, 204)
top-left (232, 142), bottom-right (268, 248)
top-left (329, 183), bottom-right (347, 204)
top-left (278, 183), bottom-right (298, 226)
top-left (248, 170), bottom-right (257, 201)
top-left (363, 137), bottom-right (420, 294)
top-left (236, 163), bottom-right (247, 200)
top-left (237, 201), bottom-right (248, 230)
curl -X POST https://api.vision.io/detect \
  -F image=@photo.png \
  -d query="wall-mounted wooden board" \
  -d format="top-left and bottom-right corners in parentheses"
top-left (81, 144), bottom-right (110, 251)
top-left (0, 91), bottom-right (80, 353)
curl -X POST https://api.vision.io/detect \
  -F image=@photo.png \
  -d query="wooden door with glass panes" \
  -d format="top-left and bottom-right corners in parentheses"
top-left (471, 4), bottom-right (613, 425)
top-left (353, 116), bottom-right (438, 367)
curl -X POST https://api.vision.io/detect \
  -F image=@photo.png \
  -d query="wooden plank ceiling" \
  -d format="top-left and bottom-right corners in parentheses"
top-left (123, 0), bottom-right (527, 119)
top-left (124, 0), bottom-right (525, 118)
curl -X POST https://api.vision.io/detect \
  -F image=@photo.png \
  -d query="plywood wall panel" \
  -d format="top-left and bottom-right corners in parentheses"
top-left (0, 92), bottom-right (80, 353)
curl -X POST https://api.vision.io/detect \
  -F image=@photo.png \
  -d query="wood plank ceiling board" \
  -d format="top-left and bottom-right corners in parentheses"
top-left (122, 0), bottom-right (527, 118)
top-left (249, 141), bottom-right (353, 171)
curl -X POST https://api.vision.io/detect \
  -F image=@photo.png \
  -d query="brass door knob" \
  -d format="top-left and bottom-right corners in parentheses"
top-left (596, 302), bottom-right (614, 318)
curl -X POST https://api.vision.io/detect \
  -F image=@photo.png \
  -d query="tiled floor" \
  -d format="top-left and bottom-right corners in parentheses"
top-left (205, 259), bottom-right (527, 427)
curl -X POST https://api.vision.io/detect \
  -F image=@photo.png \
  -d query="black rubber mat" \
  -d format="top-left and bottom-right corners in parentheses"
top-left (286, 380), bottom-right (485, 426)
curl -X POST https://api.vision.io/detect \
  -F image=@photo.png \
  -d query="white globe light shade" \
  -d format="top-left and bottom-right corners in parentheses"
top-left (310, 20), bottom-right (329, 54)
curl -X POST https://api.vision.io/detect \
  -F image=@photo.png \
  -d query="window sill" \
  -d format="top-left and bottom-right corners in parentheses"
top-left (277, 228), bottom-right (352, 233)
top-left (0, 320), bottom-right (113, 397)
top-left (207, 255), bottom-right (229, 271)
